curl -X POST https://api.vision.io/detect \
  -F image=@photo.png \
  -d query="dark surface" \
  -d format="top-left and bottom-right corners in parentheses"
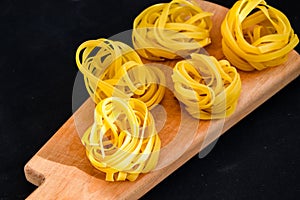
top-left (0, 0), bottom-right (299, 199)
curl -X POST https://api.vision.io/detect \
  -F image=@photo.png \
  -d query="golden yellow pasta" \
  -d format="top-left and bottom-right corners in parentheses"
top-left (75, 38), bottom-right (166, 109)
top-left (81, 97), bottom-right (161, 181)
top-left (132, 0), bottom-right (213, 61)
top-left (172, 53), bottom-right (241, 119)
top-left (221, 0), bottom-right (299, 71)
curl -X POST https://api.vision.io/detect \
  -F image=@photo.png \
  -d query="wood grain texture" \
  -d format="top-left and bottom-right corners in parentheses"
top-left (24, 1), bottom-right (300, 199)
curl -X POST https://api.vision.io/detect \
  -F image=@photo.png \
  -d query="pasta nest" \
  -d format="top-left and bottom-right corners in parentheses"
top-left (81, 97), bottom-right (161, 181)
top-left (221, 0), bottom-right (299, 71)
top-left (75, 38), bottom-right (166, 109)
top-left (132, 0), bottom-right (213, 61)
top-left (172, 53), bottom-right (242, 119)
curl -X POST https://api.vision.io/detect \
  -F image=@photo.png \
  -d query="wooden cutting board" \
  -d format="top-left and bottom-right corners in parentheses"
top-left (24, 1), bottom-right (300, 199)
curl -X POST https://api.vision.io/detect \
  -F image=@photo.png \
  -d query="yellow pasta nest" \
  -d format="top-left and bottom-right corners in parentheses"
top-left (75, 38), bottom-right (166, 109)
top-left (221, 0), bottom-right (299, 71)
top-left (172, 53), bottom-right (241, 119)
top-left (81, 97), bottom-right (161, 181)
top-left (132, 0), bottom-right (213, 61)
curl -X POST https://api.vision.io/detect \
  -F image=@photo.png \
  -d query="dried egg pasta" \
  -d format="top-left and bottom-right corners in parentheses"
top-left (81, 97), bottom-right (161, 181)
top-left (172, 53), bottom-right (241, 119)
top-left (75, 38), bottom-right (166, 109)
top-left (132, 0), bottom-right (213, 60)
top-left (221, 0), bottom-right (299, 71)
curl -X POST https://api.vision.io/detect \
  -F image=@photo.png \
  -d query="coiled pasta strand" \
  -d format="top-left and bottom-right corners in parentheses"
top-left (172, 53), bottom-right (241, 119)
top-left (75, 38), bottom-right (166, 109)
top-left (81, 97), bottom-right (161, 181)
top-left (132, 0), bottom-right (213, 61)
top-left (221, 0), bottom-right (299, 71)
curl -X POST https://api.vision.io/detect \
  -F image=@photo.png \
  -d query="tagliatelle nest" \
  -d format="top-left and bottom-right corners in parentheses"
top-left (172, 53), bottom-right (242, 119)
top-left (221, 0), bottom-right (299, 71)
top-left (132, 0), bottom-right (213, 61)
top-left (75, 38), bottom-right (166, 109)
top-left (81, 97), bottom-right (161, 181)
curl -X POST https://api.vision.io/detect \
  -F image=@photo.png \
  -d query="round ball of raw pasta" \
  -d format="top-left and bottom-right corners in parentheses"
top-left (221, 0), bottom-right (299, 71)
top-left (81, 97), bottom-right (161, 181)
top-left (172, 53), bottom-right (241, 119)
top-left (75, 38), bottom-right (166, 109)
top-left (132, 0), bottom-right (213, 61)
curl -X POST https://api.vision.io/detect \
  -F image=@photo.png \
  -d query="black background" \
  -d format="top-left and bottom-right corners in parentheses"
top-left (0, 0), bottom-right (299, 199)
